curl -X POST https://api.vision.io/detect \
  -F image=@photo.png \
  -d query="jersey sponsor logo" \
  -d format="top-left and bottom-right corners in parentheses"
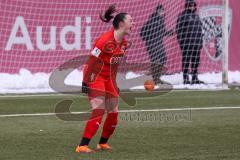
top-left (199, 6), bottom-right (232, 61)
top-left (91, 47), bottom-right (101, 57)
top-left (110, 56), bottom-right (123, 64)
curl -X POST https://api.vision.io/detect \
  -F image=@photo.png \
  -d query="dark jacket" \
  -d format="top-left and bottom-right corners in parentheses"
top-left (176, 10), bottom-right (203, 50)
top-left (140, 12), bottom-right (172, 54)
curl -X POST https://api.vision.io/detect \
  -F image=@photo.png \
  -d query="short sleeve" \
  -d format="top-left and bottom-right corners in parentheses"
top-left (90, 38), bottom-right (105, 58)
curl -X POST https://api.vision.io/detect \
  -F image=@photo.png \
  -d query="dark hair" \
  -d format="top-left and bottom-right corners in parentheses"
top-left (156, 4), bottom-right (164, 12)
top-left (100, 4), bottom-right (128, 29)
top-left (185, 1), bottom-right (197, 8)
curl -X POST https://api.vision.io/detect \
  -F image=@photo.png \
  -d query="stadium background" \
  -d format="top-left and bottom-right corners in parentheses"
top-left (0, 0), bottom-right (239, 75)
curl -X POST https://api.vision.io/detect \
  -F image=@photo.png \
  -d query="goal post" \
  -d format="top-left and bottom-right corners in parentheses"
top-left (222, 0), bottom-right (229, 85)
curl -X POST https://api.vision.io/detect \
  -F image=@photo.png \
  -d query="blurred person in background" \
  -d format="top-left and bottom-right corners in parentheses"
top-left (176, 0), bottom-right (204, 84)
top-left (140, 4), bottom-right (173, 84)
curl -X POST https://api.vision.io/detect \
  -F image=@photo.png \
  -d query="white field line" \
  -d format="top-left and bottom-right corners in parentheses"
top-left (0, 106), bottom-right (240, 118)
top-left (0, 89), bottom-right (229, 98)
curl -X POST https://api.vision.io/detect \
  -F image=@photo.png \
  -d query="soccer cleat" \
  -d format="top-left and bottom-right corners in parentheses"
top-left (75, 145), bottom-right (95, 153)
top-left (96, 143), bottom-right (112, 151)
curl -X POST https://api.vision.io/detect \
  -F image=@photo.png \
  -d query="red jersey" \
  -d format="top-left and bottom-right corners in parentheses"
top-left (83, 29), bottom-right (129, 83)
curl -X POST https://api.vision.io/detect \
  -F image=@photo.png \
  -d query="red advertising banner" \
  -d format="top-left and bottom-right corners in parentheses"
top-left (0, 0), bottom-right (239, 74)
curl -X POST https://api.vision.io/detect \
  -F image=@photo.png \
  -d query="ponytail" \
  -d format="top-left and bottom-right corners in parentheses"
top-left (100, 4), bottom-right (117, 23)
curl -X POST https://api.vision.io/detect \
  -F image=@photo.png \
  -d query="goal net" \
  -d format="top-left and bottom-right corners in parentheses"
top-left (0, 0), bottom-right (233, 93)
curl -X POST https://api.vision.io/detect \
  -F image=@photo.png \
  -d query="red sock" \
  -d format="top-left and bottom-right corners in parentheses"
top-left (82, 109), bottom-right (105, 139)
top-left (101, 112), bottom-right (118, 139)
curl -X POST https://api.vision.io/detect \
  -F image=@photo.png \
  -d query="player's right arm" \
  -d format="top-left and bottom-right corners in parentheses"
top-left (82, 41), bottom-right (104, 94)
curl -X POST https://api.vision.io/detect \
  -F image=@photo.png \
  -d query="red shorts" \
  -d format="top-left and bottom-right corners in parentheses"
top-left (88, 75), bottom-right (119, 100)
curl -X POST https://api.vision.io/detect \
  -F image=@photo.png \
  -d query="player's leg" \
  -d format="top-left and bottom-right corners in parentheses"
top-left (191, 49), bottom-right (204, 84)
top-left (151, 62), bottom-right (160, 84)
top-left (149, 52), bottom-right (162, 84)
top-left (97, 97), bottom-right (118, 151)
top-left (97, 80), bottom-right (119, 151)
top-left (182, 49), bottom-right (191, 84)
top-left (76, 78), bottom-right (106, 153)
top-left (156, 47), bottom-right (168, 84)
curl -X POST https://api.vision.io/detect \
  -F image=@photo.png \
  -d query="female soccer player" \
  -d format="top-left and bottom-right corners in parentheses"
top-left (75, 5), bottom-right (134, 153)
